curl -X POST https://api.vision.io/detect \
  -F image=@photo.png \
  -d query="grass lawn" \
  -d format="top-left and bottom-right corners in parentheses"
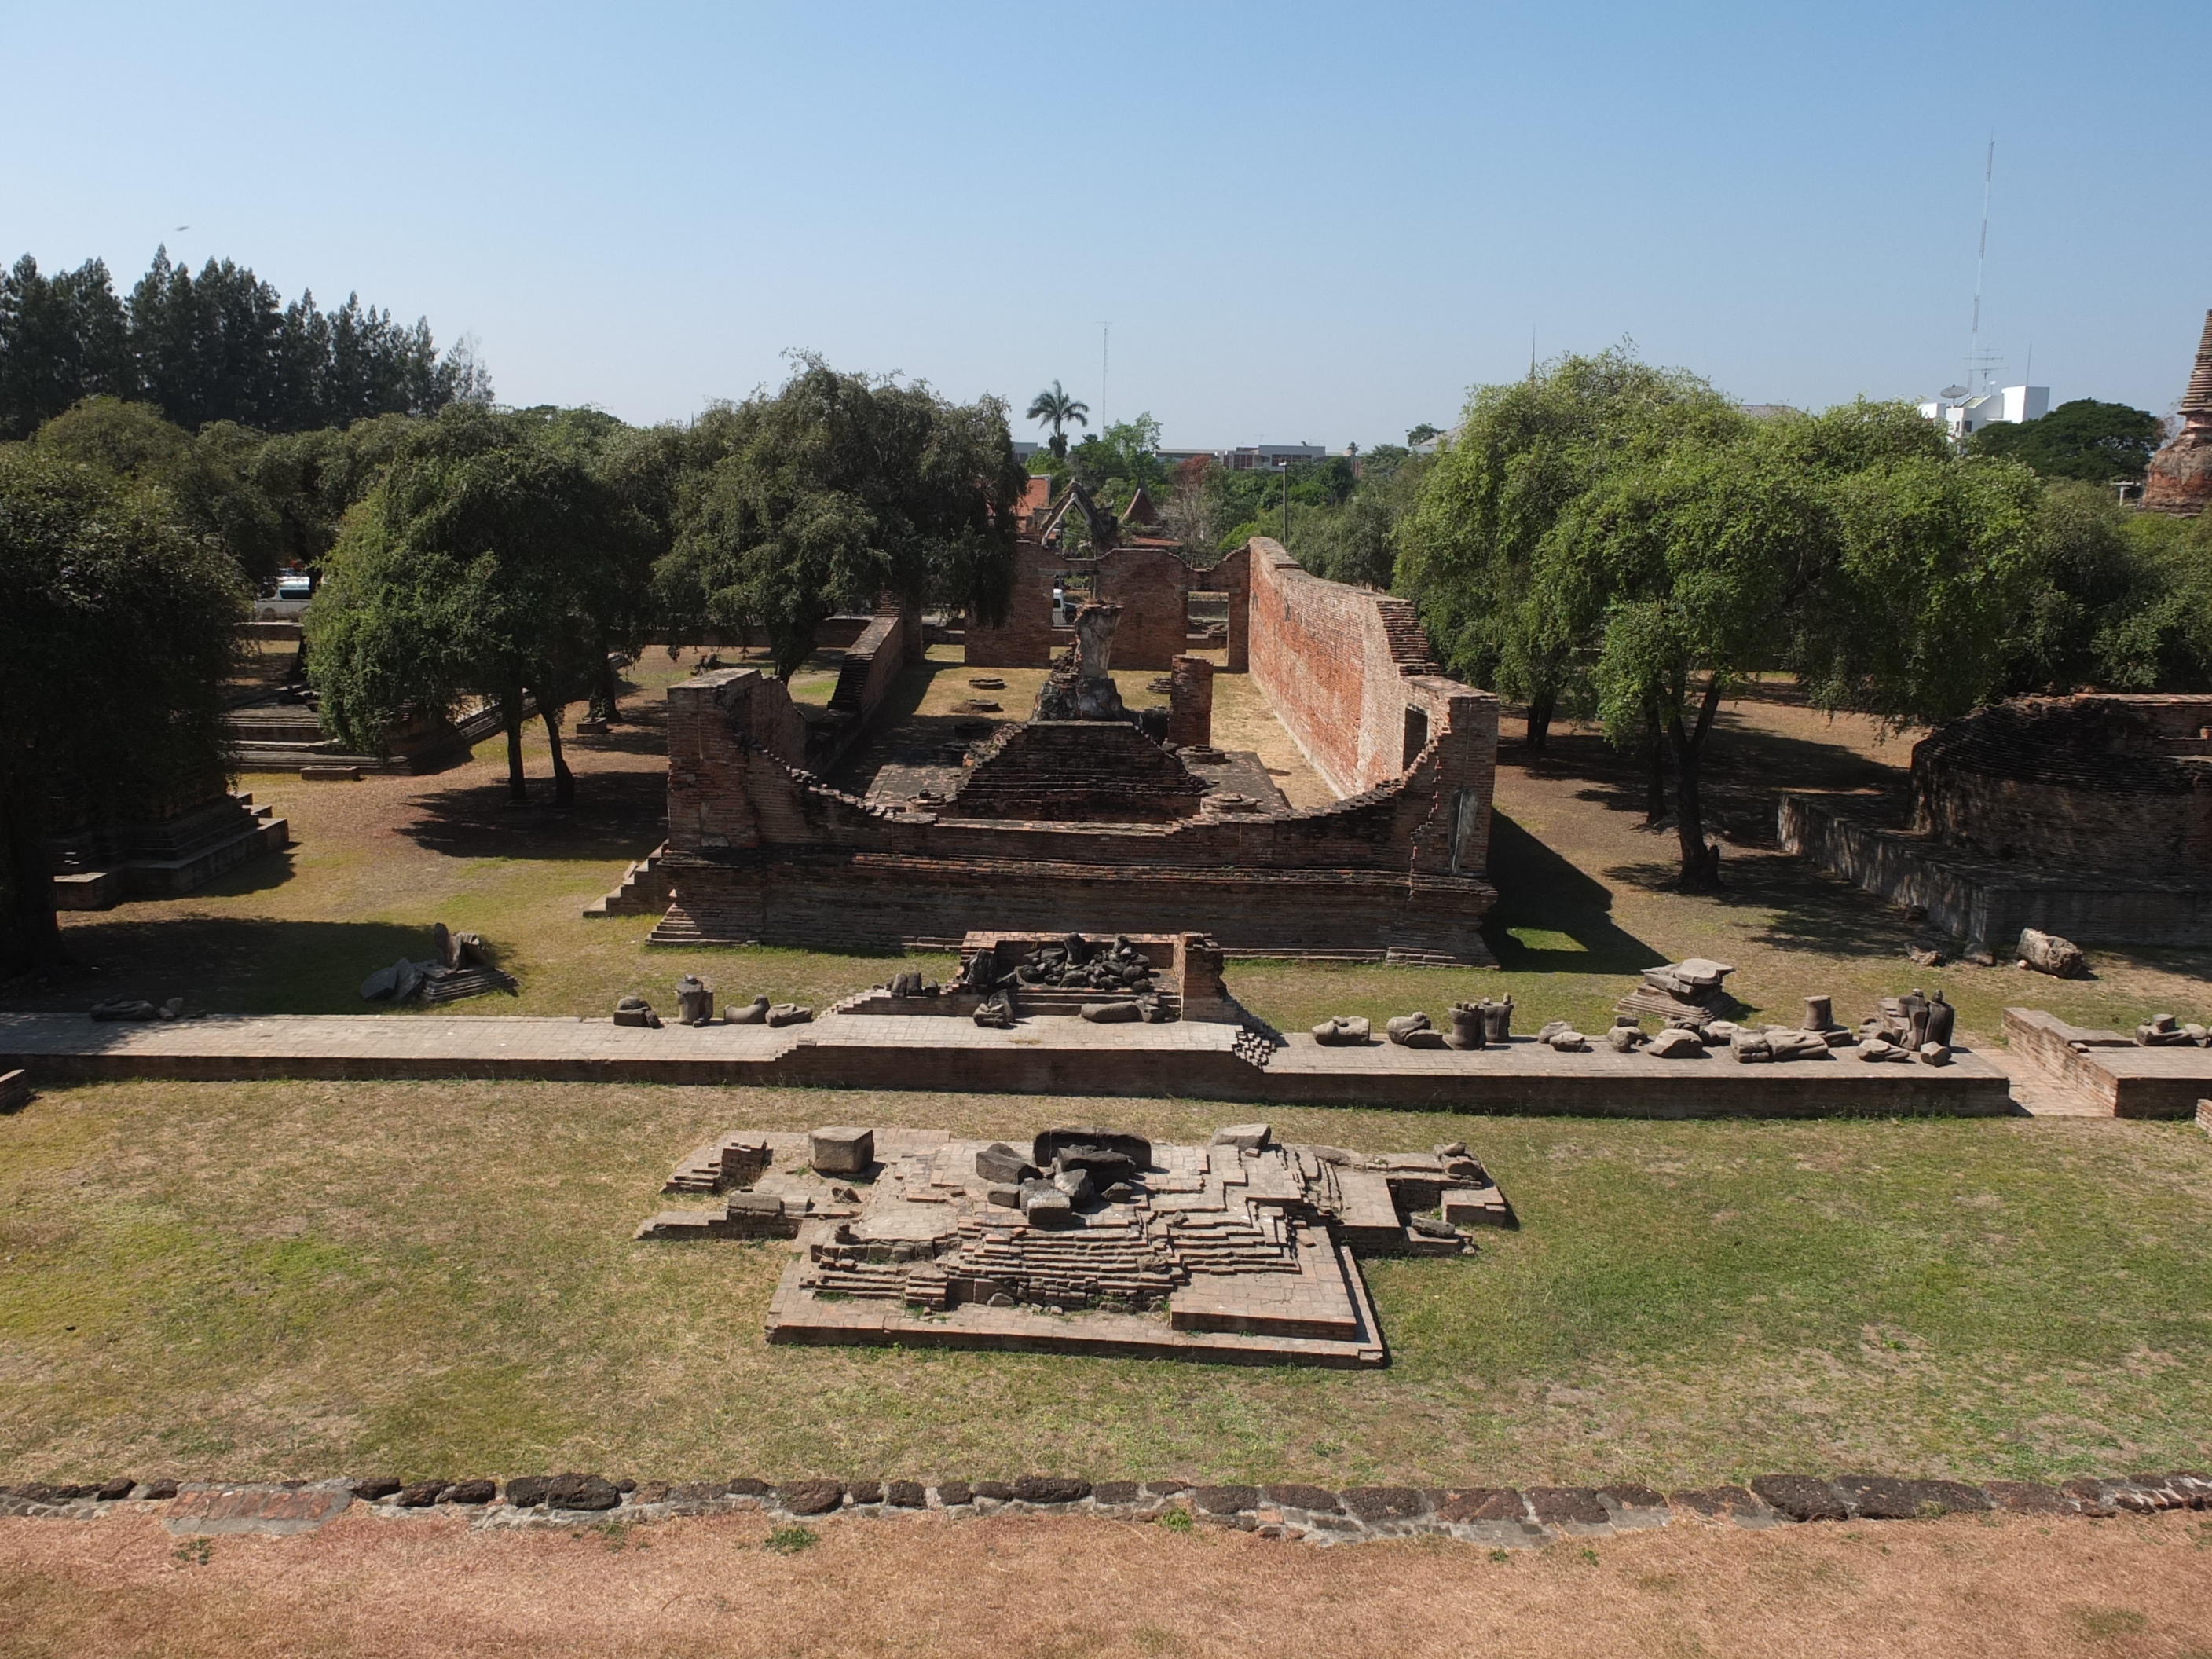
top-left (4, 1077), bottom-right (2207, 1488)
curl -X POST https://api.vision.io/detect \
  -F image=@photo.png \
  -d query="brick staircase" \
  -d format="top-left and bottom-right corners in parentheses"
top-left (948, 721), bottom-right (1207, 823)
top-left (1375, 597), bottom-right (1440, 674)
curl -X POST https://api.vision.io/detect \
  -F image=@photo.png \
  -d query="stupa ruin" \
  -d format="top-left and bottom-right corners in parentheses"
top-left (2145, 309), bottom-right (2212, 517)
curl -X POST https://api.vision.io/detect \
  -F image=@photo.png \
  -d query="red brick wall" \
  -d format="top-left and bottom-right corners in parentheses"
top-left (968, 542), bottom-right (1232, 669)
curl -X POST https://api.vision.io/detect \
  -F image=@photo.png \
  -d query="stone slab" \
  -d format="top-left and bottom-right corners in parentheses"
top-left (165, 1483), bottom-right (352, 1536)
top-left (0, 1013), bottom-right (2014, 1117)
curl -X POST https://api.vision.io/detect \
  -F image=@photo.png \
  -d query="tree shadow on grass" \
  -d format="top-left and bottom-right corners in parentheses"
top-left (1606, 845), bottom-right (1919, 965)
top-left (14, 917), bottom-right (440, 1014)
top-left (394, 772), bottom-right (668, 863)
top-left (1480, 810), bottom-right (1664, 973)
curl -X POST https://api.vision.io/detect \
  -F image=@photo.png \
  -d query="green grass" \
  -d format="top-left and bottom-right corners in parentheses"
top-left (4, 1078), bottom-right (2208, 1489)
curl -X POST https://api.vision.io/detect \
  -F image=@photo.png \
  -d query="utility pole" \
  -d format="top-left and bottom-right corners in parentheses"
top-left (1969, 139), bottom-right (1994, 394)
top-left (1279, 457), bottom-right (1291, 548)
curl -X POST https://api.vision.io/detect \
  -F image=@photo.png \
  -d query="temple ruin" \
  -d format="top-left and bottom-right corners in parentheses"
top-left (1781, 693), bottom-right (2212, 947)
top-left (636, 1119), bottom-right (1514, 1366)
top-left (2144, 309), bottom-right (2212, 517)
top-left (601, 537), bottom-right (1500, 961)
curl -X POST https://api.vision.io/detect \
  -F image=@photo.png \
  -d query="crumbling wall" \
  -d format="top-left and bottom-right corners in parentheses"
top-left (654, 664), bottom-right (1498, 960)
top-left (1912, 695), bottom-right (2212, 876)
top-left (1244, 537), bottom-right (1461, 799)
top-left (967, 542), bottom-right (1245, 670)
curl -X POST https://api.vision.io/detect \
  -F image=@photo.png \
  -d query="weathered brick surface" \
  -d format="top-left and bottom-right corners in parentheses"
top-left (968, 543), bottom-right (1246, 670)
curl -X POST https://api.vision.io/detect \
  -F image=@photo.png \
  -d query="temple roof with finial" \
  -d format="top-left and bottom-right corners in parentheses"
top-left (2183, 309), bottom-right (2212, 416)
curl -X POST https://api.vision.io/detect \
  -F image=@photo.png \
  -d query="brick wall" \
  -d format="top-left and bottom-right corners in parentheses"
top-left (1912, 695), bottom-right (2212, 876)
top-left (656, 664), bottom-right (1497, 960)
top-left (1166, 656), bottom-right (1214, 749)
top-left (968, 542), bottom-right (1247, 670)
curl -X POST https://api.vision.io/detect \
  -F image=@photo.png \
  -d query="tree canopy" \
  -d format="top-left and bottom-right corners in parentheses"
top-left (306, 405), bottom-right (654, 804)
top-left (650, 357), bottom-right (1027, 678)
top-left (0, 449), bottom-right (247, 969)
top-left (1967, 398), bottom-right (2164, 482)
top-left (0, 247), bottom-right (487, 440)
top-left (1025, 381), bottom-right (1089, 460)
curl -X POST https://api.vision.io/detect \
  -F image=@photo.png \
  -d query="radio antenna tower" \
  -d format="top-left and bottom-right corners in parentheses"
top-left (1968, 139), bottom-right (1994, 394)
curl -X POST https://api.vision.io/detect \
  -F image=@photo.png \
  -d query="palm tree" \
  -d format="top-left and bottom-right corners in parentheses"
top-left (1027, 380), bottom-right (1090, 460)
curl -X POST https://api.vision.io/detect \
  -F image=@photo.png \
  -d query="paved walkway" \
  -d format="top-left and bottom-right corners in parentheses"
top-left (0, 1011), bottom-right (2023, 1117)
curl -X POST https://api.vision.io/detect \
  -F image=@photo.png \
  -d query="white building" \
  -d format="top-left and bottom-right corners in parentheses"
top-left (1919, 384), bottom-right (2049, 441)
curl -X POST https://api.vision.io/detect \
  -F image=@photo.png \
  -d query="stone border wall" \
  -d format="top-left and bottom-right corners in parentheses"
top-left (8, 1470), bottom-right (2205, 1547)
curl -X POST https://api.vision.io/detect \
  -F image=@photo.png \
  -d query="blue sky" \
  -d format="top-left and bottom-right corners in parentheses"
top-left (4, 2), bottom-right (2207, 448)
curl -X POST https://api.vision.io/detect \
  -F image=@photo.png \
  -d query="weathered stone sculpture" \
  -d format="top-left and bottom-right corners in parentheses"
top-left (1447, 1004), bottom-right (1488, 1050)
top-left (726, 994), bottom-right (770, 1024)
top-left (1311, 1015), bottom-right (1372, 1046)
top-left (1032, 603), bottom-right (1133, 722)
top-left (613, 994), bottom-right (661, 1028)
top-left (674, 975), bottom-right (715, 1027)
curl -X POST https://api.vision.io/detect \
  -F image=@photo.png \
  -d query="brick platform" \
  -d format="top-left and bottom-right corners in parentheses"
top-left (0, 1012), bottom-right (2016, 1115)
top-left (2002, 1007), bottom-right (2212, 1119)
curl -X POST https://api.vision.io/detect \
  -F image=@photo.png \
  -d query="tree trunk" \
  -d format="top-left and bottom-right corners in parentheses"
top-left (540, 701), bottom-right (574, 808)
top-left (0, 782), bottom-right (64, 974)
top-left (502, 690), bottom-right (527, 803)
top-left (1669, 675), bottom-right (1727, 892)
top-left (1643, 696), bottom-right (1668, 826)
top-left (591, 630), bottom-right (620, 723)
top-left (1524, 690), bottom-right (1556, 753)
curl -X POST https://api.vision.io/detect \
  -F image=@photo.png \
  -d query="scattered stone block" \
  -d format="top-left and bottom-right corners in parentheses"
top-left (1403, 1027), bottom-right (1450, 1049)
top-left (846, 1481), bottom-right (884, 1505)
top-left (2016, 928), bottom-right (2086, 977)
top-left (884, 1481), bottom-right (928, 1508)
top-left (726, 995), bottom-right (770, 1024)
top-left (1019, 1179), bottom-right (1072, 1225)
top-left (1917, 1042), bottom-right (1952, 1066)
top-left (1604, 1024), bottom-right (1644, 1053)
top-left (1310, 1016), bottom-right (1371, 1046)
top-left (1091, 1481), bottom-right (1143, 1506)
top-left (1052, 1166), bottom-right (1097, 1206)
top-left (1081, 1000), bottom-right (1141, 1024)
top-left (984, 1183), bottom-right (1021, 1208)
top-left (351, 1478), bottom-right (402, 1501)
top-left (1210, 1122), bottom-right (1272, 1152)
top-left (935, 1481), bottom-right (973, 1507)
top-left (808, 1127), bottom-right (874, 1174)
top-left (1730, 1030), bottom-right (1774, 1064)
top-left (974, 1142), bottom-right (1035, 1184)
top-left (439, 1479), bottom-right (496, 1505)
top-left (1645, 1027), bottom-right (1705, 1059)
top-left (1546, 1029), bottom-right (1588, 1053)
top-left (765, 1003), bottom-right (813, 1027)
top-left (1527, 1486), bottom-right (1610, 1526)
top-left (396, 1481), bottom-right (445, 1507)
top-left (613, 995), bottom-right (661, 1028)
top-left (1801, 995), bottom-right (1834, 1031)
top-left (1192, 1485), bottom-right (1258, 1514)
top-left (1385, 1013), bottom-right (1433, 1045)
top-left (1446, 1004), bottom-right (1488, 1050)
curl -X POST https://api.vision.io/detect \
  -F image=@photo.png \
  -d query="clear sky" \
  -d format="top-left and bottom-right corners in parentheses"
top-left (4, 2), bottom-right (2207, 449)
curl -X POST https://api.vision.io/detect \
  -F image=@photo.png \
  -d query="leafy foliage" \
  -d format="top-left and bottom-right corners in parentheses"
top-left (650, 357), bottom-right (1027, 677)
top-left (0, 247), bottom-right (485, 439)
top-left (0, 449), bottom-right (247, 968)
top-left (1968, 398), bottom-right (2163, 482)
top-left (1024, 380), bottom-right (1088, 460)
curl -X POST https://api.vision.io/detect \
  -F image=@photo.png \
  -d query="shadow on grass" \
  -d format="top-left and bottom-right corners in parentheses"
top-left (1480, 810), bottom-right (1664, 973)
top-left (16, 917), bottom-right (438, 1014)
top-left (393, 773), bottom-right (668, 863)
top-left (178, 846), bottom-right (302, 899)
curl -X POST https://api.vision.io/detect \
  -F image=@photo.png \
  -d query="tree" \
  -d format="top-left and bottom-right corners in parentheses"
top-left (308, 407), bottom-right (652, 804)
top-left (1026, 380), bottom-right (1090, 460)
top-left (1545, 401), bottom-right (2038, 889)
top-left (1397, 348), bottom-right (1738, 752)
top-left (1067, 415), bottom-right (1166, 501)
top-left (652, 358), bottom-right (1027, 678)
top-left (1968, 399), bottom-right (2163, 483)
top-left (1406, 423), bottom-right (1441, 446)
top-left (0, 450), bottom-right (247, 970)
top-left (0, 245), bottom-right (482, 438)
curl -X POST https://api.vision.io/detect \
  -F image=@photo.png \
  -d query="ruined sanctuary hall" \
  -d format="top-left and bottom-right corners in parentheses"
top-left (596, 536), bottom-right (1502, 963)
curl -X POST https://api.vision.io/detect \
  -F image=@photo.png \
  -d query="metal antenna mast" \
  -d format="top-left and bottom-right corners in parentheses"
top-left (1100, 322), bottom-right (1111, 430)
top-left (1968, 139), bottom-right (1994, 394)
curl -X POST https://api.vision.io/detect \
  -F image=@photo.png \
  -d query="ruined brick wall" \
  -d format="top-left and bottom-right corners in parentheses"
top-left (1166, 656), bottom-right (1214, 749)
top-left (967, 542), bottom-right (1232, 669)
top-left (1912, 695), bottom-right (2212, 875)
top-left (654, 663), bottom-right (1499, 959)
top-left (1244, 537), bottom-right (1456, 798)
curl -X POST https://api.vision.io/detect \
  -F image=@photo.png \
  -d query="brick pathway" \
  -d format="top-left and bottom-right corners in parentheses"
top-left (0, 1012), bottom-right (2020, 1115)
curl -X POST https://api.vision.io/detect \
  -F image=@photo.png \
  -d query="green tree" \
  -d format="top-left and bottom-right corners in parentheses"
top-left (0, 450), bottom-right (247, 969)
top-left (308, 408), bottom-right (652, 804)
top-left (1968, 399), bottom-right (2163, 482)
top-left (1546, 401), bottom-right (2038, 888)
top-left (1067, 415), bottom-right (1166, 502)
top-left (652, 358), bottom-right (1027, 678)
top-left (1025, 380), bottom-right (1089, 460)
top-left (1397, 348), bottom-right (1738, 751)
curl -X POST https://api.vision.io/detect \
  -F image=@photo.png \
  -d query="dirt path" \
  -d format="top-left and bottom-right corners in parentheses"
top-left (4, 1508), bottom-right (2207, 1658)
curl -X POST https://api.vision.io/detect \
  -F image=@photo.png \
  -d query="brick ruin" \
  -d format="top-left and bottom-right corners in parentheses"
top-left (613, 537), bottom-right (1500, 961)
top-left (1780, 692), bottom-right (2212, 947)
top-left (1911, 694), bottom-right (2212, 875)
top-left (2144, 309), bottom-right (2212, 517)
top-left (636, 1120), bottom-right (1514, 1366)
